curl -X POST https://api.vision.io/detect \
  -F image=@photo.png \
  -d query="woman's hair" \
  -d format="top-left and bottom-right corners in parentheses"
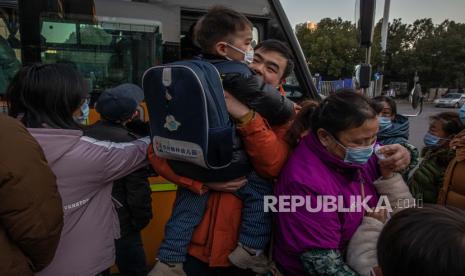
top-left (285, 100), bottom-right (319, 148)
top-left (377, 205), bottom-right (465, 276)
top-left (430, 111), bottom-right (464, 136)
top-left (369, 99), bottom-right (384, 114)
top-left (286, 90), bottom-right (377, 148)
top-left (373, 95), bottom-right (397, 116)
top-left (6, 63), bottom-right (88, 129)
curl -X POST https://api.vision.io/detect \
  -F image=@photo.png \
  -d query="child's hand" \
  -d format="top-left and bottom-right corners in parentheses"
top-left (204, 177), bottom-right (247, 192)
top-left (224, 91), bottom-right (251, 120)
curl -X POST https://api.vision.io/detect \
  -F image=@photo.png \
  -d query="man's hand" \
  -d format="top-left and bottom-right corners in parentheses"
top-left (224, 91), bottom-right (251, 119)
top-left (204, 177), bottom-right (247, 192)
top-left (377, 144), bottom-right (411, 178)
top-left (366, 208), bottom-right (388, 224)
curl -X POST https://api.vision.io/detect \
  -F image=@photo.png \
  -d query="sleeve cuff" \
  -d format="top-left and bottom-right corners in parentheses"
top-left (237, 112), bottom-right (271, 136)
top-left (373, 173), bottom-right (404, 193)
top-left (178, 177), bottom-right (208, 195)
top-left (236, 110), bottom-right (255, 126)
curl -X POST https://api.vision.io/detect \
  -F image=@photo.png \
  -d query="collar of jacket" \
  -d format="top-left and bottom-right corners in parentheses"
top-left (95, 119), bottom-right (126, 129)
top-left (200, 53), bottom-right (229, 61)
top-left (454, 129), bottom-right (465, 162)
top-left (378, 114), bottom-right (409, 139)
top-left (422, 145), bottom-right (450, 158)
top-left (456, 145), bottom-right (465, 162)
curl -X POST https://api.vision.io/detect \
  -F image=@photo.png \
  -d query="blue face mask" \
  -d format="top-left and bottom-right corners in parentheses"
top-left (423, 132), bottom-right (448, 147)
top-left (378, 117), bottom-right (392, 132)
top-left (334, 138), bottom-right (375, 165)
top-left (459, 104), bottom-right (465, 125)
top-left (75, 101), bottom-right (89, 124)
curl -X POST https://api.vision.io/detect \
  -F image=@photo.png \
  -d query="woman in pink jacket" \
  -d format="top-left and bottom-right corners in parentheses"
top-left (274, 91), bottom-right (411, 275)
top-left (6, 63), bottom-right (150, 276)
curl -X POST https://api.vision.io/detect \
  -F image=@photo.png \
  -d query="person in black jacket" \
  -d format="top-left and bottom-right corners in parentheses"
top-left (85, 83), bottom-right (152, 276)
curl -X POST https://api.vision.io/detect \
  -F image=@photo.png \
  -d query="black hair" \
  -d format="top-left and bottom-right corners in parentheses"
top-left (430, 111), bottom-right (464, 136)
top-left (6, 63), bottom-right (88, 129)
top-left (286, 90), bottom-right (377, 147)
top-left (195, 6), bottom-right (253, 53)
top-left (255, 39), bottom-right (295, 79)
top-left (378, 205), bottom-right (465, 276)
top-left (373, 95), bottom-right (397, 116)
top-left (285, 100), bottom-right (319, 148)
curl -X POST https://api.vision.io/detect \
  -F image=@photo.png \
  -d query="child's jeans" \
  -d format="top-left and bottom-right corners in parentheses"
top-left (157, 171), bottom-right (272, 263)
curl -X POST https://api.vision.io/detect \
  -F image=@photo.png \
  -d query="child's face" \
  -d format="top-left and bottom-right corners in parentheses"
top-left (215, 27), bottom-right (253, 62)
top-left (428, 119), bottom-right (448, 138)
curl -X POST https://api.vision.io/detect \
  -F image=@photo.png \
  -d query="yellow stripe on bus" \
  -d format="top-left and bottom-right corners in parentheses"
top-left (150, 184), bottom-right (178, 192)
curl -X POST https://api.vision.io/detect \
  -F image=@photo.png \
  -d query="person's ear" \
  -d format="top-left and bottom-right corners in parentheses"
top-left (317, 128), bottom-right (332, 148)
top-left (215, 42), bottom-right (228, 57)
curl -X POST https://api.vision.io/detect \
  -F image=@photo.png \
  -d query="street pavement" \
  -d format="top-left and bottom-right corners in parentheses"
top-left (396, 101), bottom-right (459, 149)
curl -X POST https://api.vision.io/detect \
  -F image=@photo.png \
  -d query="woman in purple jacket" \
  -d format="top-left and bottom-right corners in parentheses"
top-left (274, 91), bottom-right (410, 275)
top-left (6, 64), bottom-right (150, 276)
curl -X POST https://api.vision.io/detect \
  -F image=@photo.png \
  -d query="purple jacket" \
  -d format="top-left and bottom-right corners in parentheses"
top-left (274, 132), bottom-right (380, 275)
top-left (28, 128), bottom-right (149, 276)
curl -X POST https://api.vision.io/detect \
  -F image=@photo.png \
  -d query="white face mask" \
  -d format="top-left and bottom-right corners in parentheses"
top-left (225, 43), bottom-right (254, 64)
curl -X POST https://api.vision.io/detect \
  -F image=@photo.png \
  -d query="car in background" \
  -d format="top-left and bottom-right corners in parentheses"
top-left (446, 88), bottom-right (465, 94)
top-left (434, 93), bottom-right (465, 108)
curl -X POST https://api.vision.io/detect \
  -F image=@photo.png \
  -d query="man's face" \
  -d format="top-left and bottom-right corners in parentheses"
top-left (250, 48), bottom-right (288, 87)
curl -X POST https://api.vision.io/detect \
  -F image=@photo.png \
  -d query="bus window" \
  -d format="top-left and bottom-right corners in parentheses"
top-left (40, 15), bottom-right (162, 104)
top-left (18, 0), bottom-right (317, 102)
top-left (284, 71), bottom-right (304, 101)
top-left (0, 7), bottom-right (21, 96)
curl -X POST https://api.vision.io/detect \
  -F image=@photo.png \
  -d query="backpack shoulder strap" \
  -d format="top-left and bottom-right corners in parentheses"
top-left (206, 59), bottom-right (253, 77)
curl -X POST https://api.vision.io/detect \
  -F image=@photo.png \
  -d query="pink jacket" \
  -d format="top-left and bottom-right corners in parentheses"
top-left (29, 128), bottom-right (149, 276)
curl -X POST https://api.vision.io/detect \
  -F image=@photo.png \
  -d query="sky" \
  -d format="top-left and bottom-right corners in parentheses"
top-left (280, 0), bottom-right (465, 28)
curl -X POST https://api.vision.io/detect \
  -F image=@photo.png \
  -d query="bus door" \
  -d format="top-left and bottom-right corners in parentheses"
top-left (16, 0), bottom-right (319, 267)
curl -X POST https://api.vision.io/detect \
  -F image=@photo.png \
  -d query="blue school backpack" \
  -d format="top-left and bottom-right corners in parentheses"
top-left (142, 58), bottom-right (251, 172)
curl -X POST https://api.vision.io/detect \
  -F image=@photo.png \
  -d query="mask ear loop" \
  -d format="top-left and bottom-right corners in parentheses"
top-left (225, 43), bottom-right (246, 55)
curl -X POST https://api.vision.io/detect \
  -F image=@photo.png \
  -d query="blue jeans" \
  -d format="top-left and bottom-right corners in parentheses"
top-left (158, 171), bottom-right (273, 263)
